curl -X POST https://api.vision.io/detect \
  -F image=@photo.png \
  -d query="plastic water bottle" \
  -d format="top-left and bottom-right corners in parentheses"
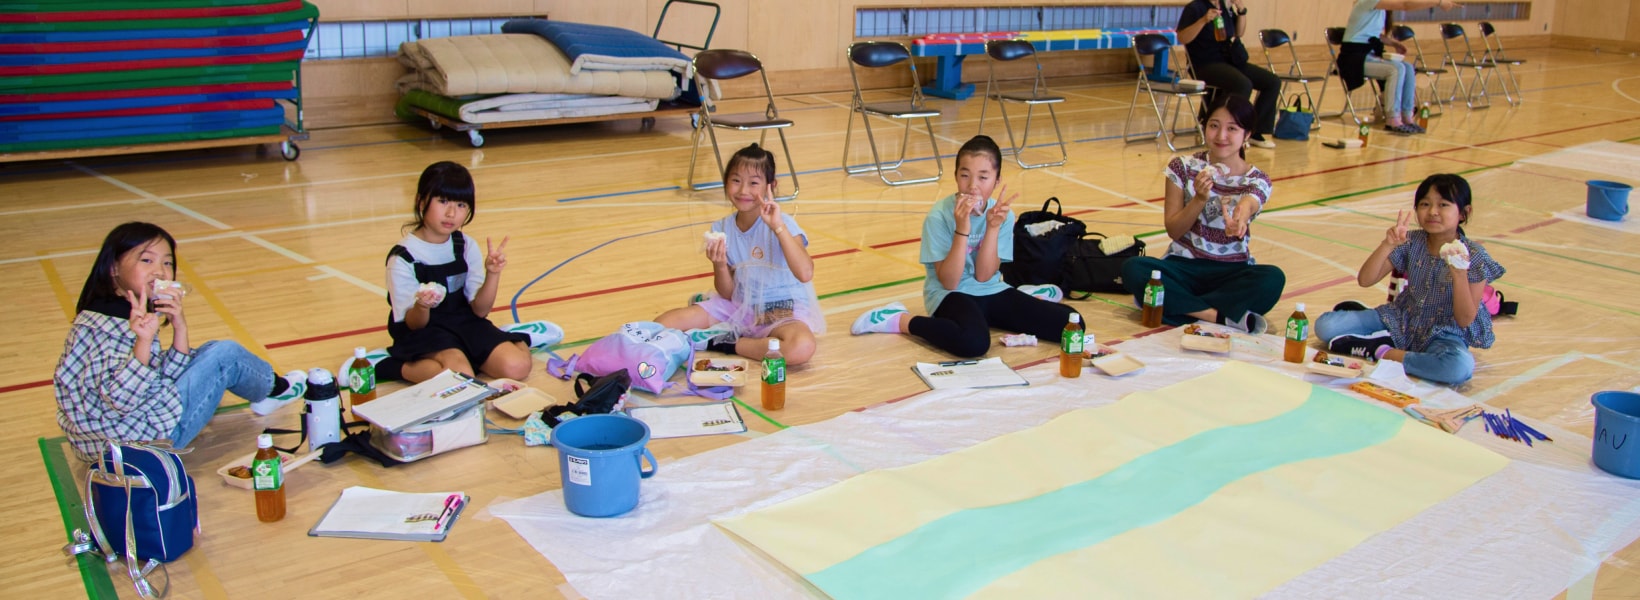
top-left (347, 347), bottom-right (376, 413)
top-left (1141, 270), bottom-right (1165, 328)
top-left (305, 368), bottom-right (343, 451)
top-left (1284, 303), bottom-right (1309, 364)
top-left (1060, 313), bottom-right (1084, 378)
top-left (253, 433), bottom-right (285, 522)
top-left (761, 339), bottom-right (786, 411)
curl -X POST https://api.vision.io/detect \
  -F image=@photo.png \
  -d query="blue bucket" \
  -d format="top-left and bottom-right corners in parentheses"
top-left (551, 414), bottom-right (657, 517)
top-left (1586, 180), bottom-right (1631, 222)
top-left (1591, 391), bottom-right (1640, 479)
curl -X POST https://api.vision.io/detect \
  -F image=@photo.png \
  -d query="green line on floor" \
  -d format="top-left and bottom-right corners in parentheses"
top-left (40, 436), bottom-right (117, 600)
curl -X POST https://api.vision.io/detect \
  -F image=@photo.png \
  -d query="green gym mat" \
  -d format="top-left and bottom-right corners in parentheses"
top-left (0, 125), bottom-right (282, 153)
top-left (0, 61), bottom-right (296, 91)
top-left (0, 1), bottom-right (316, 33)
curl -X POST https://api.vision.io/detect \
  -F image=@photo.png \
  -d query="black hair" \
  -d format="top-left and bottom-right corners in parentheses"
top-left (75, 222), bottom-right (177, 314)
top-left (407, 161), bottom-right (477, 232)
top-left (1202, 95), bottom-right (1257, 159)
top-left (723, 143), bottom-right (777, 185)
top-left (1414, 173), bottom-right (1473, 236)
top-left (956, 135), bottom-right (1004, 174)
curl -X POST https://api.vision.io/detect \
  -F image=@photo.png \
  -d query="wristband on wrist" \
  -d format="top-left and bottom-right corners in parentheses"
top-left (953, 231), bottom-right (970, 237)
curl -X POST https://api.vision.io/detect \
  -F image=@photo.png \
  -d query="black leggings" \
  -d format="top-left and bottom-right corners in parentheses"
top-left (908, 288), bottom-right (1080, 358)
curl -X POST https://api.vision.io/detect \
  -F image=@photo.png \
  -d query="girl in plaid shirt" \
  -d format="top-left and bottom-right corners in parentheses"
top-left (54, 223), bottom-right (305, 462)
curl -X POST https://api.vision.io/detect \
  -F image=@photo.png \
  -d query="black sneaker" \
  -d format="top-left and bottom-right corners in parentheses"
top-left (1332, 300), bottom-right (1370, 312)
top-left (1328, 331), bottom-right (1394, 360)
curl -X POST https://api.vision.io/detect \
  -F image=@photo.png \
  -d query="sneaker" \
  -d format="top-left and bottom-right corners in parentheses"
top-left (1018, 284), bottom-right (1064, 303)
top-left (1248, 136), bottom-right (1276, 149)
top-left (1403, 122), bottom-right (1427, 134)
top-left (250, 370), bottom-right (307, 416)
top-left (1221, 311), bottom-right (1269, 335)
top-left (1384, 123), bottom-right (1420, 135)
top-left (685, 323), bottom-right (736, 351)
top-left (502, 320), bottom-right (565, 350)
top-left (687, 292), bottom-right (711, 306)
top-left (1332, 300), bottom-right (1371, 312)
top-left (1328, 331), bottom-right (1394, 360)
top-left (851, 301), bottom-right (908, 335)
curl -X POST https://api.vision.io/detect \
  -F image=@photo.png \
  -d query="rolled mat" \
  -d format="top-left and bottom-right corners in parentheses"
top-left (0, 124), bottom-right (282, 153)
top-left (0, 107), bottom-right (286, 137)
top-left (0, 81), bottom-right (291, 104)
top-left (0, 89), bottom-right (296, 116)
top-left (0, 40), bottom-right (310, 66)
top-left (0, 0), bottom-right (302, 23)
top-left (0, 99), bottom-right (274, 121)
top-left (0, 2), bottom-right (317, 33)
top-left (0, 61), bottom-right (297, 92)
top-left (0, 30), bottom-right (304, 53)
top-left (0, 49), bottom-right (306, 76)
top-left (0, 20), bottom-right (307, 43)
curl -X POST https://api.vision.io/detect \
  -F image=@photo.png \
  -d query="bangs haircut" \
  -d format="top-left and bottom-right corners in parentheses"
top-left (724, 143), bottom-right (777, 184)
top-left (410, 161), bottom-right (477, 231)
top-left (75, 222), bottom-right (177, 314)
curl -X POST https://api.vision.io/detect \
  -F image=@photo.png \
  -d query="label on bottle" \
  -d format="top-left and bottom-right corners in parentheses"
top-left (1144, 285), bottom-right (1164, 307)
top-left (1419, 106), bottom-right (1431, 119)
top-left (252, 456), bottom-right (282, 491)
top-left (1286, 318), bottom-right (1308, 341)
top-left (1062, 329), bottom-right (1084, 355)
top-left (1359, 124), bottom-right (1370, 136)
top-left (763, 357), bottom-right (786, 385)
top-left (348, 364), bottom-right (375, 395)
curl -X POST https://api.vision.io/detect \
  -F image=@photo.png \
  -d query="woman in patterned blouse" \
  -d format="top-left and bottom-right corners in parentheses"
top-left (1120, 95), bottom-right (1286, 333)
top-left (1315, 174), bottom-right (1506, 384)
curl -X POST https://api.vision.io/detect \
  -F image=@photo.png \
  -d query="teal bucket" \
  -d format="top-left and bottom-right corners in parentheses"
top-left (1592, 391), bottom-right (1640, 479)
top-left (1586, 180), bottom-right (1631, 222)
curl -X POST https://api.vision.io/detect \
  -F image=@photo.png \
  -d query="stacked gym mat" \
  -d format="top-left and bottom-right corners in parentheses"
top-left (0, 0), bottom-right (318, 154)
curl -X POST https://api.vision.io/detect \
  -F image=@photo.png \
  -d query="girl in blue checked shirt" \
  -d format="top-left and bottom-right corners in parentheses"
top-left (54, 222), bottom-right (306, 462)
top-left (1315, 174), bottom-right (1505, 384)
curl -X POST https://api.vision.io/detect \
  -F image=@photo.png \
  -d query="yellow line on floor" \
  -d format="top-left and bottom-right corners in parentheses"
top-left (178, 258), bottom-right (271, 362)
top-left (351, 465), bottom-right (485, 599)
top-left (38, 252), bottom-right (76, 321)
top-left (182, 551), bottom-right (231, 599)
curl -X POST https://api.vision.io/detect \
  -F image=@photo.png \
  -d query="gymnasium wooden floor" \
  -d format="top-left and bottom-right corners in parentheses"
top-left (5, 46), bottom-right (1640, 598)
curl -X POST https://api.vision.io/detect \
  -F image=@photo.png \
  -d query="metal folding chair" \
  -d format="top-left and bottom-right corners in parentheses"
top-left (1122, 34), bottom-right (1206, 152)
top-left (1314, 26), bottom-right (1380, 125)
top-left (686, 49), bottom-right (800, 199)
top-left (1258, 28), bottom-right (1319, 129)
top-left (1478, 22), bottom-right (1525, 105)
top-left (1390, 24), bottom-right (1448, 116)
top-left (979, 40), bottom-right (1067, 169)
top-left (1439, 23), bottom-right (1501, 109)
top-left (842, 41), bottom-right (942, 186)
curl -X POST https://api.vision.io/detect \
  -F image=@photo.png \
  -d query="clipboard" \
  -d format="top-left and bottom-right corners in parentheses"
top-left (308, 486), bottom-right (468, 542)
top-left (911, 357), bottom-right (1029, 390)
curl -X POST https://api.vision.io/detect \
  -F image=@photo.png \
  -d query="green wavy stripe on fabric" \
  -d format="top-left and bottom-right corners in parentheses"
top-left (0, 125), bottom-right (282, 153)
top-left (5, 0), bottom-right (282, 11)
top-left (0, 61), bottom-right (295, 91)
top-left (0, 1), bottom-right (315, 32)
top-left (807, 384), bottom-right (1405, 599)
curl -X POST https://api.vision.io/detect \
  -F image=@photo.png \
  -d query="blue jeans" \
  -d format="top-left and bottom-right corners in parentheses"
top-left (1315, 310), bottom-right (1475, 384)
top-left (171, 340), bottom-right (274, 447)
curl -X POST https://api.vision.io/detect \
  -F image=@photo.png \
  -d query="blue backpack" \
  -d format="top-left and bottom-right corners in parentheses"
top-left (68, 442), bottom-right (197, 599)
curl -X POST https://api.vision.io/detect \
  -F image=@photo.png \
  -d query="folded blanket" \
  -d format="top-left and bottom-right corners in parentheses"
top-left (397, 89), bottom-right (659, 124)
top-left (398, 34), bottom-right (678, 99)
top-left (501, 19), bottom-right (690, 76)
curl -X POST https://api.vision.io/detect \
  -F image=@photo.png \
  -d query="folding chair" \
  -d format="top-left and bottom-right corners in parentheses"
top-left (686, 49), bottom-right (800, 199)
top-left (842, 41), bottom-right (942, 186)
top-left (1390, 24), bottom-right (1448, 116)
top-left (1478, 22), bottom-right (1525, 105)
top-left (979, 40), bottom-right (1066, 169)
top-left (1314, 26), bottom-right (1380, 125)
top-left (1257, 28), bottom-right (1319, 129)
top-left (1122, 34), bottom-right (1206, 152)
top-left (1439, 23), bottom-right (1500, 109)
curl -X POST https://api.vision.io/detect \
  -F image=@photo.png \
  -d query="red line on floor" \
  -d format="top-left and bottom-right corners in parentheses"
top-left (1284, 275), bottom-right (1359, 299)
top-left (1502, 217), bottom-right (1564, 236)
top-left (0, 379), bottom-right (51, 394)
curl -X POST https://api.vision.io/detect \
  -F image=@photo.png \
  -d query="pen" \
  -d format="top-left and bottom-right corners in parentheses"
top-left (939, 360), bottom-right (978, 367)
top-left (433, 494), bottom-right (464, 531)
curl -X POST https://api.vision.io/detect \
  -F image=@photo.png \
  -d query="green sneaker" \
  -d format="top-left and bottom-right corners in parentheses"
top-left (851, 302), bottom-right (908, 335)
top-left (251, 371), bottom-right (307, 416)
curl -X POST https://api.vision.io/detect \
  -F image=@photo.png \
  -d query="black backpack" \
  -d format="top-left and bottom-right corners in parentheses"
top-left (1001, 197), bottom-right (1086, 288)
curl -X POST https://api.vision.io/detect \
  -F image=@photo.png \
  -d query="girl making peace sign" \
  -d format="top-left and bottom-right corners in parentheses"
top-left (658, 143), bottom-right (823, 366)
top-left (378, 161), bottom-right (534, 383)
